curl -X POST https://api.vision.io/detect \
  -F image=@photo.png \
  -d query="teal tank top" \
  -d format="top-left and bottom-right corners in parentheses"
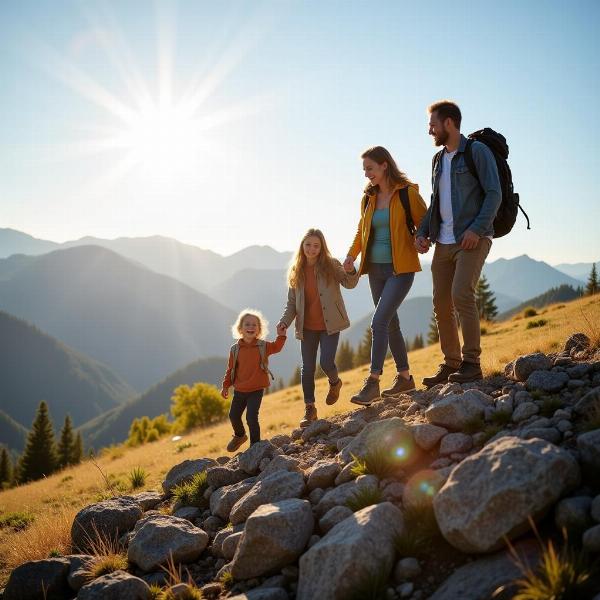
top-left (368, 208), bottom-right (393, 264)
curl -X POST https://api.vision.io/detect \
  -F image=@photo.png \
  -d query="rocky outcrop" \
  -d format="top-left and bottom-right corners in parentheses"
top-left (162, 458), bottom-right (217, 494)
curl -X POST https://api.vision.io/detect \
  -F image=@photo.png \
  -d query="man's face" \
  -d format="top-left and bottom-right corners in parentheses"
top-left (428, 111), bottom-right (449, 147)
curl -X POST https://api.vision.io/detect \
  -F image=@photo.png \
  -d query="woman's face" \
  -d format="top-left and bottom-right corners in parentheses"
top-left (302, 235), bottom-right (322, 261)
top-left (363, 157), bottom-right (387, 187)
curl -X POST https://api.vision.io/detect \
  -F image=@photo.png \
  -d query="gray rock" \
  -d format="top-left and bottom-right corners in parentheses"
top-left (522, 427), bottom-right (561, 444)
top-left (514, 390), bottom-right (533, 405)
top-left (270, 434), bottom-right (292, 447)
top-left (577, 429), bottom-right (600, 484)
top-left (201, 515), bottom-right (224, 535)
top-left (297, 502), bottom-right (403, 600)
top-left (131, 491), bottom-right (164, 511)
top-left (257, 455), bottom-right (302, 482)
top-left (397, 582), bottom-right (414, 598)
top-left (564, 332), bottom-right (590, 354)
top-left (383, 481), bottom-right (405, 501)
top-left (574, 387), bottom-right (600, 419)
top-left (231, 499), bottom-right (314, 579)
top-left (128, 514), bottom-right (209, 571)
top-left (526, 370), bottom-right (569, 393)
top-left (206, 466), bottom-right (248, 489)
top-left (555, 496), bottom-right (592, 531)
top-left (65, 554), bottom-right (93, 592)
top-left (308, 487), bottom-right (325, 505)
top-left (301, 419), bottom-right (331, 442)
top-left (77, 570), bottom-right (150, 599)
top-left (306, 460), bottom-right (341, 491)
top-left (210, 477), bottom-right (257, 521)
top-left (227, 589), bottom-right (288, 600)
top-left (239, 441), bottom-right (276, 475)
top-left (583, 524), bottom-right (600, 553)
top-left (511, 353), bottom-right (552, 381)
top-left (424, 390), bottom-right (491, 431)
top-left (319, 506), bottom-right (353, 533)
top-left (315, 474), bottom-right (379, 517)
top-left (393, 557), bottom-right (421, 582)
top-left (336, 436), bottom-right (354, 451)
top-left (334, 461), bottom-right (358, 485)
top-left (222, 531), bottom-right (243, 560)
top-left (439, 433), bottom-right (473, 456)
top-left (230, 471), bottom-right (305, 525)
top-left (340, 417), bottom-right (366, 436)
top-left (71, 497), bottom-right (142, 552)
top-left (429, 539), bottom-right (540, 600)
top-left (3, 557), bottom-right (70, 600)
top-left (592, 495), bottom-right (600, 522)
top-left (340, 417), bottom-right (414, 464)
top-left (162, 458), bottom-right (217, 494)
top-left (512, 402), bottom-right (539, 423)
top-left (212, 523), bottom-right (244, 556)
top-left (411, 424), bottom-right (448, 451)
top-left (433, 437), bottom-right (580, 553)
top-left (173, 506), bottom-right (203, 521)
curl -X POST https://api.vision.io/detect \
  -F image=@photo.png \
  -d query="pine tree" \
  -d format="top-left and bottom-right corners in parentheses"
top-left (354, 327), bottom-right (372, 367)
top-left (336, 340), bottom-right (355, 372)
top-left (0, 447), bottom-right (12, 486)
top-left (289, 366), bottom-right (301, 386)
top-left (57, 414), bottom-right (75, 468)
top-left (427, 312), bottom-right (439, 345)
top-left (412, 334), bottom-right (424, 350)
top-left (475, 275), bottom-right (498, 321)
top-left (72, 432), bottom-right (83, 465)
top-left (586, 263), bottom-right (598, 296)
top-left (18, 401), bottom-right (58, 483)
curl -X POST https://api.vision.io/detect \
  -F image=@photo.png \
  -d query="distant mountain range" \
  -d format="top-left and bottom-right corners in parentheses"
top-left (0, 409), bottom-right (28, 454)
top-left (498, 284), bottom-right (583, 320)
top-left (554, 261), bottom-right (597, 282)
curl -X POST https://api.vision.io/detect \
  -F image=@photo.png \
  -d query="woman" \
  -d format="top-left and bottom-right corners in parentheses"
top-left (344, 146), bottom-right (427, 406)
top-left (278, 228), bottom-right (358, 427)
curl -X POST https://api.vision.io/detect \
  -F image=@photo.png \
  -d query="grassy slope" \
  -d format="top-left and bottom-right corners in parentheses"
top-left (0, 293), bottom-right (599, 584)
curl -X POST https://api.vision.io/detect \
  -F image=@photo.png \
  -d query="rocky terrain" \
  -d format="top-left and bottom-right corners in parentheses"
top-left (3, 332), bottom-right (600, 600)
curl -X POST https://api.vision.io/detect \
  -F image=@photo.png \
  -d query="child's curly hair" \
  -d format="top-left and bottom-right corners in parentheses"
top-left (231, 308), bottom-right (269, 340)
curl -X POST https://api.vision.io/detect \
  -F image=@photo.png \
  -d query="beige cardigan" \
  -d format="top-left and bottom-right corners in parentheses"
top-left (280, 260), bottom-right (359, 340)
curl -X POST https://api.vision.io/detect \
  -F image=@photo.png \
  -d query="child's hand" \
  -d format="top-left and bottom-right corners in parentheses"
top-left (276, 322), bottom-right (287, 337)
top-left (343, 256), bottom-right (355, 272)
top-left (220, 387), bottom-right (229, 399)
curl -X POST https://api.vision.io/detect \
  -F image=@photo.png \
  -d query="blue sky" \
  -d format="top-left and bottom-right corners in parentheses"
top-left (1, 0), bottom-right (599, 264)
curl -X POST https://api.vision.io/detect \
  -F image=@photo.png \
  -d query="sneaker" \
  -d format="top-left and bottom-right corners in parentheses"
top-left (300, 403), bottom-right (318, 428)
top-left (422, 364), bottom-right (458, 388)
top-left (448, 362), bottom-right (483, 384)
top-left (381, 374), bottom-right (416, 397)
top-left (325, 379), bottom-right (343, 405)
top-left (350, 377), bottom-right (381, 406)
top-left (226, 433), bottom-right (248, 452)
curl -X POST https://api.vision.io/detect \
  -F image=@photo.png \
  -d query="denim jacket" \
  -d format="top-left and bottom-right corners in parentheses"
top-left (417, 134), bottom-right (501, 243)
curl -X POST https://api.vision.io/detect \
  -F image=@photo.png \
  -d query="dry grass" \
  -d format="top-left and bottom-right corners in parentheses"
top-left (1, 294), bottom-right (599, 586)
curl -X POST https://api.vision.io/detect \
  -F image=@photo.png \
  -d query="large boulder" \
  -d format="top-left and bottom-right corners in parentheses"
top-left (340, 417), bottom-right (414, 464)
top-left (230, 470), bottom-right (305, 525)
top-left (526, 370), bottom-right (569, 393)
top-left (424, 390), bottom-right (492, 430)
top-left (3, 558), bottom-right (71, 600)
top-left (127, 514), bottom-right (209, 571)
top-left (77, 570), bottom-right (150, 599)
top-left (510, 353), bottom-right (552, 382)
top-left (71, 497), bottom-right (142, 552)
top-left (238, 441), bottom-right (276, 475)
top-left (433, 437), bottom-right (580, 553)
top-left (297, 502), bottom-right (403, 600)
top-left (210, 477), bottom-right (257, 521)
top-left (162, 458), bottom-right (217, 494)
top-left (231, 499), bottom-right (314, 579)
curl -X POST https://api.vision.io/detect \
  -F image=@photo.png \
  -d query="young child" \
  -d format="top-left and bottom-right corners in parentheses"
top-left (278, 228), bottom-right (358, 428)
top-left (221, 309), bottom-right (286, 452)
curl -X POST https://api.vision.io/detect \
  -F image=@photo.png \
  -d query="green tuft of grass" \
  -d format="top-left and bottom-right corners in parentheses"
top-left (86, 554), bottom-right (129, 580)
top-left (490, 410), bottom-right (513, 427)
top-left (0, 511), bottom-right (35, 531)
top-left (347, 561), bottom-right (391, 600)
top-left (219, 570), bottom-right (234, 589)
top-left (176, 442), bottom-right (194, 453)
top-left (148, 584), bottom-right (163, 600)
top-left (350, 455), bottom-right (368, 477)
top-left (346, 486), bottom-right (383, 512)
top-left (172, 472), bottom-right (208, 508)
top-left (159, 585), bottom-right (204, 600)
top-left (128, 466), bottom-right (147, 489)
top-left (395, 502), bottom-right (442, 558)
top-left (530, 390), bottom-right (544, 401)
top-left (523, 307), bottom-right (538, 318)
top-left (526, 319), bottom-right (548, 330)
top-left (540, 395), bottom-right (563, 418)
top-left (462, 415), bottom-right (486, 434)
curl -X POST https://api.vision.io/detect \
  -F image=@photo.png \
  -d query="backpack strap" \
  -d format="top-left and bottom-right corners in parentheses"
top-left (463, 138), bottom-right (480, 186)
top-left (257, 340), bottom-right (275, 381)
top-left (229, 343), bottom-right (239, 384)
top-left (398, 187), bottom-right (416, 236)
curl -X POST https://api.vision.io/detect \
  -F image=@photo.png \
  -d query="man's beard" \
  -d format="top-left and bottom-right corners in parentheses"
top-left (434, 128), bottom-right (449, 147)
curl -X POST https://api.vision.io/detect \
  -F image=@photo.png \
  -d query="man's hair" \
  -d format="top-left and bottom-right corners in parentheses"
top-left (428, 100), bottom-right (462, 130)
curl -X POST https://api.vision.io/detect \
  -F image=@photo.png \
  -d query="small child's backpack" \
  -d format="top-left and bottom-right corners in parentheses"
top-left (229, 340), bottom-right (274, 384)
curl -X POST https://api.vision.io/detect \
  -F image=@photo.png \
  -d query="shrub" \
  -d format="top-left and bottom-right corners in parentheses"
top-left (171, 383), bottom-right (228, 432)
top-left (127, 414), bottom-right (173, 447)
top-left (523, 307), bottom-right (538, 318)
top-left (346, 486), bottom-right (383, 512)
top-left (526, 319), bottom-right (548, 330)
top-left (540, 395), bottom-right (563, 418)
top-left (176, 442), bottom-right (194, 453)
top-left (395, 503), bottom-right (441, 558)
top-left (172, 472), bottom-right (208, 508)
top-left (128, 466), bottom-right (147, 489)
top-left (0, 512), bottom-right (35, 531)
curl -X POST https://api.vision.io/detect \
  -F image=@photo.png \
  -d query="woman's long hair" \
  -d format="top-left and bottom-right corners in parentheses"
top-left (287, 228), bottom-right (338, 289)
top-left (361, 146), bottom-right (412, 194)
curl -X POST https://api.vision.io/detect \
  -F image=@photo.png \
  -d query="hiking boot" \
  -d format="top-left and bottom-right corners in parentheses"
top-left (325, 379), bottom-right (343, 405)
top-left (300, 403), bottom-right (318, 428)
top-left (350, 377), bottom-right (381, 406)
top-left (381, 374), bottom-right (416, 397)
top-left (226, 433), bottom-right (248, 452)
top-left (448, 362), bottom-right (483, 384)
top-left (422, 364), bottom-right (458, 388)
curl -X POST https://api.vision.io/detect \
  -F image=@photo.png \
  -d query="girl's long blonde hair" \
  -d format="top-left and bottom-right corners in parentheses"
top-left (231, 308), bottom-right (269, 340)
top-left (287, 228), bottom-right (338, 289)
top-left (361, 146), bottom-right (412, 195)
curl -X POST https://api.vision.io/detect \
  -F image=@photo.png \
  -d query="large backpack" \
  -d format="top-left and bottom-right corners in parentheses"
top-left (464, 128), bottom-right (530, 238)
top-left (229, 340), bottom-right (274, 384)
top-left (362, 186), bottom-right (415, 235)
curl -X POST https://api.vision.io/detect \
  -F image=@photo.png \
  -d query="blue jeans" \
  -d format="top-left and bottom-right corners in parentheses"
top-left (301, 329), bottom-right (340, 403)
top-left (368, 263), bottom-right (415, 374)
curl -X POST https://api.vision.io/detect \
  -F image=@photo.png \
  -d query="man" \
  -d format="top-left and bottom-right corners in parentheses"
top-left (415, 100), bottom-right (501, 386)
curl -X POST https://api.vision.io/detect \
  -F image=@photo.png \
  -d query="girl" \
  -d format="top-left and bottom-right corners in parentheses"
top-left (343, 146), bottom-right (427, 406)
top-left (221, 309), bottom-right (286, 451)
top-left (278, 229), bottom-right (358, 428)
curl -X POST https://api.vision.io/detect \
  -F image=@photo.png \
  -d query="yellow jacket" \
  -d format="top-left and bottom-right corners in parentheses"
top-left (348, 183), bottom-right (427, 276)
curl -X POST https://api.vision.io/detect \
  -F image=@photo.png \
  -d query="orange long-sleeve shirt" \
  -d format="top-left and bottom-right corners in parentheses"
top-left (222, 335), bottom-right (286, 392)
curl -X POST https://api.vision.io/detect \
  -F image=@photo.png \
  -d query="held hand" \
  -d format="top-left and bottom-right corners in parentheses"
top-left (276, 322), bottom-right (287, 336)
top-left (414, 236), bottom-right (431, 254)
top-left (460, 230), bottom-right (480, 250)
top-left (343, 256), bottom-right (355, 272)
top-left (220, 387), bottom-right (228, 399)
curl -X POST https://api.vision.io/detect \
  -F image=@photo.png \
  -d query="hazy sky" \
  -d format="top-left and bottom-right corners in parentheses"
top-left (1, 0), bottom-right (599, 264)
